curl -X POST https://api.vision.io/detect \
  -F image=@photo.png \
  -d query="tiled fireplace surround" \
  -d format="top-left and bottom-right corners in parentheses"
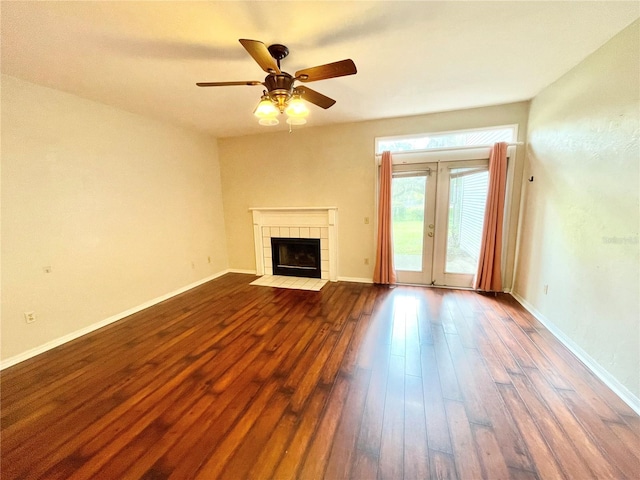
top-left (250, 207), bottom-right (338, 281)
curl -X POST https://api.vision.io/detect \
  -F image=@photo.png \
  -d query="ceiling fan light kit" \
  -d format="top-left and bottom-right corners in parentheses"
top-left (197, 39), bottom-right (357, 128)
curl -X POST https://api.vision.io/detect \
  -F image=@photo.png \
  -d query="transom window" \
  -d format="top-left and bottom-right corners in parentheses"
top-left (376, 125), bottom-right (517, 154)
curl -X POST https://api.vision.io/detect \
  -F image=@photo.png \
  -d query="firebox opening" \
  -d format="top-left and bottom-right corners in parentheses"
top-left (271, 237), bottom-right (321, 279)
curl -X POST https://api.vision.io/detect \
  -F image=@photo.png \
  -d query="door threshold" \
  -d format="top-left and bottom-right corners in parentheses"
top-left (394, 282), bottom-right (474, 291)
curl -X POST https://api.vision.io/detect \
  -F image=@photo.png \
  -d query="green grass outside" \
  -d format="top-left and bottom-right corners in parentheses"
top-left (392, 220), bottom-right (424, 255)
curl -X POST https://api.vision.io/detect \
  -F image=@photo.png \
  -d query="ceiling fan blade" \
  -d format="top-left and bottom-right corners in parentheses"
top-left (196, 81), bottom-right (262, 87)
top-left (295, 59), bottom-right (357, 82)
top-left (297, 86), bottom-right (336, 109)
top-left (239, 39), bottom-right (281, 74)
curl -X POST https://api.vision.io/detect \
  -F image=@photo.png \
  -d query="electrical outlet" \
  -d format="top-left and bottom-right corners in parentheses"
top-left (364, 258), bottom-right (369, 265)
top-left (543, 284), bottom-right (549, 295)
top-left (24, 312), bottom-right (36, 324)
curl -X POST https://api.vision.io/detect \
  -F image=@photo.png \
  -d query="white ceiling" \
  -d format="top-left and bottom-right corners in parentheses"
top-left (2, 1), bottom-right (638, 138)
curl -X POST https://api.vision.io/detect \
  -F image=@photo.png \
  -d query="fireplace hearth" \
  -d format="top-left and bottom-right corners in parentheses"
top-left (271, 237), bottom-right (321, 278)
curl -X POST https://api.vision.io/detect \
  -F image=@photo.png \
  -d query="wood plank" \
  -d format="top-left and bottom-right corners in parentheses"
top-left (410, 286), bottom-right (434, 346)
top-left (421, 345), bottom-right (454, 454)
top-left (448, 293), bottom-right (480, 348)
top-left (477, 309), bottom-right (524, 375)
top-left (502, 317), bottom-right (572, 390)
top-left (347, 285), bottom-right (368, 320)
top-left (488, 313), bottom-right (537, 369)
top-left (9, 348), bottom-right (219, 479)
top-left (271, 386), bottom-right (331, 480)
top-left (404, 374), bottom-right (430, 480)
top-left (560, 389), bottom-right (640, 477)
top-left (429, 450), bottom-right (458, 480)
top-left (156, 377), bottom-right (262, 478)
top-left (472, 317), bottom-right (513, 384)
top-left (356, 341), bottom-right (391, 456)
top-left (255, 316), bottom-right (313, 381)
top-left (290, 330), bottom-right (340, 412)
top-left (274, 317), bottom-right (324, 376)
top-left (472, 424), bottom-right (511, 480)
top-left (340, 313), bottom-right (372, 377)
top-left (98, 392), bottom-right (219, 480)
top-left (524, 367), bottom-right (624, 479)
top-left (245, 411), bottom-right (297, 480)
top-left (509, 372), bottom-right (595, 479)
top-left (464, 349), bottom-right (533, 471)
top-left (323, 367), bottom-right (371, 479)
top-left (355, 312), bottom-right (385, 370)
top-left (444, 400), bottom-right (483, 480)
top-left (532, 328), bottom-right (637, 418)
top-left (621, 413), bottom-right (640, 437)
top-left (432, 325), bottom-right (463, 401)
top-left (215, 389), bottom-right (290, 479)
top-left (390, 296), bottom-right (408, 356)
top-left (404, 292), bottom-right (423, 377)
top-left (377, 354), bottom-right (405, 480)
top-left (297, 376), bottom-right (350, 479)
top-left (349, 448), bottom-right (379, 480)
top-left (320, 320), bottom-right (357, 385)
top-left (497, 383), bottom-right (566, 479)
top-left (445, 332), bottom-right (491, 425)
top-left (606, 420), bottom-right (640, 464)
top-left (494, 294), bottom-right (544, 331)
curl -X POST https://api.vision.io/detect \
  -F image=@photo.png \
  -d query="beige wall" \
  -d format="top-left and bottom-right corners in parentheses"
top-left (514, 21), bottom-right (639, 399)
top-left (1, 75), bottom-right (228, 361)
top-left (218, 102), bottom-right (529, 283)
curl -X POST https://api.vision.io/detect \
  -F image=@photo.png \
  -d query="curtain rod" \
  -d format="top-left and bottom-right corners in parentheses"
top-left (375, 142), bottom-right (523, 157)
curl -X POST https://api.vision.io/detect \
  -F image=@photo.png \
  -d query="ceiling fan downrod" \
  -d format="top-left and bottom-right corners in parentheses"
top-left (266, 44), bottom-right (289, 70)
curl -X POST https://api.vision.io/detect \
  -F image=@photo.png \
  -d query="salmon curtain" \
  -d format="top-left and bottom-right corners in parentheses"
top-left (373, 151), bottom-right (396, 285)
top-left (474, 142), bottom-right (508, 292)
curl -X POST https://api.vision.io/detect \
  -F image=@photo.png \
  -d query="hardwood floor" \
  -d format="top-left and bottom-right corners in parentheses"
top-left (1, 273), bottom-right (638, 479)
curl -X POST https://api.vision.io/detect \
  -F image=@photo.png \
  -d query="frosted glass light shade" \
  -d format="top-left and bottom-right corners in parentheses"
top-left (254, 97), bottom-right (278, 118)
top-left (285, 97), bottom-right (309, 118)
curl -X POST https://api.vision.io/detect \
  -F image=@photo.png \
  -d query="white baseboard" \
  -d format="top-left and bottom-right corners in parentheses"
top-left (338, 276), bottom-right (374, 284)
top-left (0, 270), bottom-right (230, 370)
top-left (511, 292), bottom-right (640, 416)
top-left (228, 268), bottom-right (257, 275)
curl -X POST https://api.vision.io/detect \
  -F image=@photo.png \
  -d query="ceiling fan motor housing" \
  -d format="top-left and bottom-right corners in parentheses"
top-left (265, 73), bottom-right (295, 112)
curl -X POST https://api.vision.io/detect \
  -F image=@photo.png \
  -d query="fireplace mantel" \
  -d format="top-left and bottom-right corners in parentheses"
top-left (250, 207), bottom-right (338, 281)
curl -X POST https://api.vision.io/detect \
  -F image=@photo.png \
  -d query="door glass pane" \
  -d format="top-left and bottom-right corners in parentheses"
top-left (392, 176), bottom-right (426, 271)
top-left (446, 168), bottom-right (489, 274)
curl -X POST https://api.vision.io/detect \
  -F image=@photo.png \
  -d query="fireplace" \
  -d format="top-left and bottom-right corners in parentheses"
top-left (271, 237), bottom-right (321, 278)
top-left (250, 207), bottom-right (338, 281)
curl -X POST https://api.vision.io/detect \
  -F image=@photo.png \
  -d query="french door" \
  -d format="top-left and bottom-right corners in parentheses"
top-left (392, 159), bottom-right (489, 288)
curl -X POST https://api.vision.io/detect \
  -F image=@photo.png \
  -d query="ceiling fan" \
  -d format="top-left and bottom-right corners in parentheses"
top-left (196, 39), bottom-right (357, 126)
